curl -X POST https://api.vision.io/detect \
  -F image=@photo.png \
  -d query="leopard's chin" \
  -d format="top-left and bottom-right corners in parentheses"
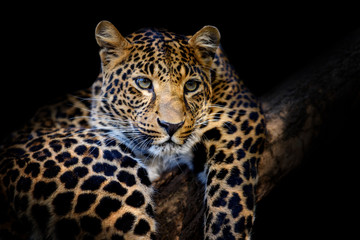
top-left (147, 142), bottom-right (185, 157)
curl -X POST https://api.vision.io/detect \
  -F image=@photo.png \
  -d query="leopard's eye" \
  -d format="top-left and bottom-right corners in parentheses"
top-left (184, 79), bottom-right (200, 93)
top-left (135, 77), bottom-right (152, 90)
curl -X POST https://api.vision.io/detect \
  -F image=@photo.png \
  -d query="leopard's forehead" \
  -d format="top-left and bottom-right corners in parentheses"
top-left (123, 28), bottom-right (202, 84)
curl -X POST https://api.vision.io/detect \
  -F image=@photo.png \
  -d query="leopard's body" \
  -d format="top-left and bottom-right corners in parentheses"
top-left (0, 21), bottom-right (265, 240)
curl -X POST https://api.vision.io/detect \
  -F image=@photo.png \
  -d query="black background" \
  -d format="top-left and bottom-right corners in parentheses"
top-left (1, 3), bottom-right (359, 239)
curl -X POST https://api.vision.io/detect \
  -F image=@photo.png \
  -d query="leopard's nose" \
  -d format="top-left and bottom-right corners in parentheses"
top-left (157, 118), bottom-right (184, 137)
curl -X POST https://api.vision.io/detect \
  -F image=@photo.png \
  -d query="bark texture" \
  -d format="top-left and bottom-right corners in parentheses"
top-left (153, 29), bottom-right (360, 239)
top-left (257, 28), bottom-right (360, 199)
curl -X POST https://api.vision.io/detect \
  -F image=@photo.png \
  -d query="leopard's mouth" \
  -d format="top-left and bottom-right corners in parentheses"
top-left (115, 124), bottom-right (196, 157)
top-left (147, 131), bottom-right (200, 157)
top-left (155, 135), bottom-right (183, 145)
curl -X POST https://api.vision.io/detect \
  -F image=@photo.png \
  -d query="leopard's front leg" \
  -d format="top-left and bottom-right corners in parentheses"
top-left (201, 108), bottom-right (265, 239)
top-left (202, 137), bottom-right (260, 240)
top-left (199, 67), bottom-right (265, 240)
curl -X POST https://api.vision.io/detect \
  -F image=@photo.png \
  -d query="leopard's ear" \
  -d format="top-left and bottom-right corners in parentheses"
top-left (189, 26), bottom-right (220, 66)
top-left (95, 20), bottom-right (131, 67)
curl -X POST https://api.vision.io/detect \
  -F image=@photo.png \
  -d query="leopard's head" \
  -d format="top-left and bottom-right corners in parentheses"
top-left (92, 21), bottom-right (220, 157)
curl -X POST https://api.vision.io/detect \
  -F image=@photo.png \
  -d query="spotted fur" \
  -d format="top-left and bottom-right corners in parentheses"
top-left (0, 21), bottom-right (265, 240)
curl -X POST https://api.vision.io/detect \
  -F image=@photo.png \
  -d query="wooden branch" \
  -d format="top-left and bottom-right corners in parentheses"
top-left (152, 28), bottom-right (360, 238)
top-left (257, 28), bottom-right (360, 200)
top-left (153, 168), bottom-right (204, 239)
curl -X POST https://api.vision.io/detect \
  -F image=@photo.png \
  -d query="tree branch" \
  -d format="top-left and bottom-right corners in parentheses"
top-left (257, 28), bottom-right (360, 200)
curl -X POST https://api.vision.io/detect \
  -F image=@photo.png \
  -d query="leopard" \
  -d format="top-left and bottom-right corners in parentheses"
top-left (0, 21), bottom-right (265, 240)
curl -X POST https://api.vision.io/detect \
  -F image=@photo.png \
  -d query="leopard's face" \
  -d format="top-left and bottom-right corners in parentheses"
top-left (92, 22), bottom-right (220, 157)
